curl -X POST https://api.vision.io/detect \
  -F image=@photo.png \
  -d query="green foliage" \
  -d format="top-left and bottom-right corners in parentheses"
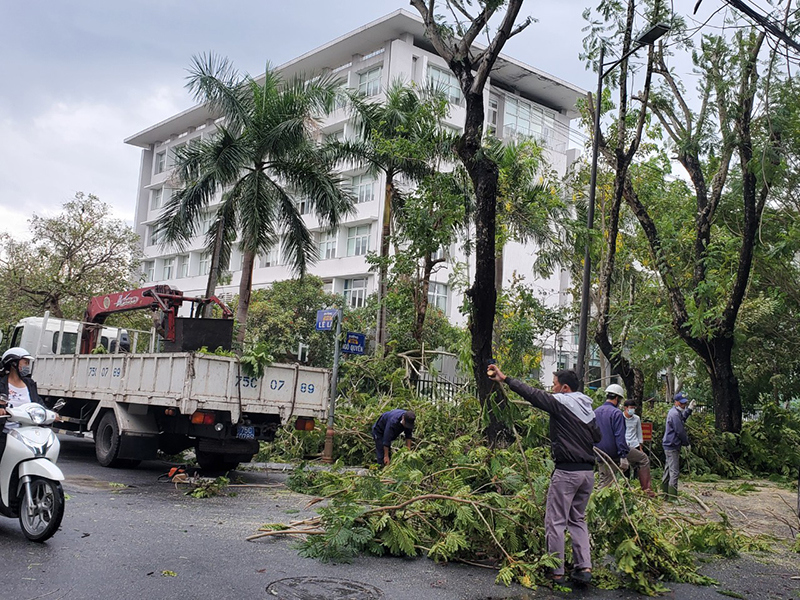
top-left (0, 192), bottom-right (140, 324)
top-left (275, 394), bottom-right (763, 594)
top-left (239, 342), bottom-right (274, 378)
top-left (195, 346), bottom-right (237, 358)
top-left (186, 475), bottom-right (229, 498)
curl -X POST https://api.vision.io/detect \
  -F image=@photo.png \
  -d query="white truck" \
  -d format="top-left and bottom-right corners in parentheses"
top-left (6, 286), bottom-right (330, 472)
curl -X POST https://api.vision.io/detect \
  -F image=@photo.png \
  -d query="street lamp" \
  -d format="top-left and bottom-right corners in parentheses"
top-left (575, 23), bottom-right (669, 390)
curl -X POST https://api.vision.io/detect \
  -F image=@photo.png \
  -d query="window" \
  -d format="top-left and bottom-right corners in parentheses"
top-left (178, 255), bottom-right (189, 278)
top-left (147, 226), bottom-right (161, 247)
top-left (344, 278), bottom-right (368, 309)
top-left (162, 257), bottom-right (174, 280)
top-left (199, 212), bottom-right (214, 236)
top-left (143, 261), bottom-right (155, 282)
top-left (154, 151), bottom-right (166, 174)
top-left (358, 66), bottom-right (382, 96)
top-left (51, 332), bottom-right (77, 355)
top-left (347, 225), bottom-right (371, 256)
top-left (503, 96), bottom-right (556, 148)
top-left (322, 280), bottom-right (333, 294)
top-left (198, 253), bottom-right (210, 276)
top-left (488, 96), bottom-right (499, 135)
top-left (428, 282), bottom-right (448, 312)
top-left (427, 65), bottom-right (462, 104)
top-left (169, 143), bottom-right (185, 168)
top-left (325, 129), bottom-right (344, 143)
top-left (352, 174), bottom-right (375, 204)
top-left (318, 230), bottom-right (337, 260)
top-left (150, 188), bottom-right (163, 211)
top-left (296, 198), bottom-right (312, 215)
top-left (260, 244), bottom-right (281, 268)
top-left (431, 246), bottom-right (447, 262)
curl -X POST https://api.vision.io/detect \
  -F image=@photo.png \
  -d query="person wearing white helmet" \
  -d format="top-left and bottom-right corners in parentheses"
top-left (0, 347), bottom-right (44, 460)
top-left (593, 383), bottom-right (629, 488)
top-left (621, 396), bottom-right (656, 497)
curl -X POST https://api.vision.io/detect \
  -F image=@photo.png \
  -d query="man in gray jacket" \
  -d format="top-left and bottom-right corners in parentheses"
top-left (488, 364), bottom-right (601, 585)
top-left (662, 392), bottom-right (695, 500)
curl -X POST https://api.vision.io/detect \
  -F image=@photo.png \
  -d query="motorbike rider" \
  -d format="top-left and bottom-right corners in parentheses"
top-left (0, 347), bottom-right (43, 428)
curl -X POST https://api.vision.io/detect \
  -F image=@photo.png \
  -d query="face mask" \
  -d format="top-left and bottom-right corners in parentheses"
top-left (18, 365), bottom-right (31, 378)
top-left (627, 408), bottom-right (636, 416)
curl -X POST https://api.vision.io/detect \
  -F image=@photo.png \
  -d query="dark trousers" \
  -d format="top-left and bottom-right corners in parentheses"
top-left (372, 432), bottom-right (387, 466)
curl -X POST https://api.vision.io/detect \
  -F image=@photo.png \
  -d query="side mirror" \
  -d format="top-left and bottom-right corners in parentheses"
top-left (52, 399), bottom-right (66, 412)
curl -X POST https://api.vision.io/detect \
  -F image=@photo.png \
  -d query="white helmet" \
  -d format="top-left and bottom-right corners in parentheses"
top-left (2, 347), bottom-right (33, 367)
top-left (605, 383), bottom-right (625, 398)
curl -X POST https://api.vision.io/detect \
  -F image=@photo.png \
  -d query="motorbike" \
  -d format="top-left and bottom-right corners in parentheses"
top-left (0, 399), bottom-right (65, 542)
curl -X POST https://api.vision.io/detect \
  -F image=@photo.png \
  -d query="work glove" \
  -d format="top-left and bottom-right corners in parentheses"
top-left (688, 400), bottom-right (696, 411)
top-left (619, 458), bottom-right (630, 471)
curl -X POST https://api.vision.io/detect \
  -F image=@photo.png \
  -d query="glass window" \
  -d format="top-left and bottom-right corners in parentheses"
top-left (169, 143), bottom-right (185, 168)
top-left (352, 174), bottom-right (375, 204)
top-left (427, 65), bottom-right (462, 104)
top-left (318, 230), bottom-right (337, 260)
top-left (428, 282), bottom-right (448, 312)
top-left (162, 257), bottom-right (174, 280)
top-left (199, 212), bottom-right (214, 237)
top-left (150, 188), bottom-right (163, 211)
top-left (344, 278), bottom-right (368, 309)
top-left (178, 255), bottom-right (189, 278)
top-left (198, 253), bottom-right (210, 276)
top-left (296, 198), bottom-right (312, 215)
top-left (154, 151), bottom-right (166, 174)
top-left (503, 96), bottom-right (548, 141)
top-left (347, 225), bottom-right (371, 256)
top-left (358, 66), bottom-right (382, 96)
top-left (488, 96), bottom-right (499, 135)
top-left (147, 226), bottom-right (160, 247)
top-left (260, 244), bottom-right (281, 268)
top-left (52, 332), bottom-right (77, 355)
top-left (143, 261), bottom-right (155, 282)
top-left (322, 280), bottom-right (333, 294)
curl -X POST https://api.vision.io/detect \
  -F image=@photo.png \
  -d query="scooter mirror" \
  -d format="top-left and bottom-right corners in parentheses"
top-left (52, 399), bottom-right (66, 412)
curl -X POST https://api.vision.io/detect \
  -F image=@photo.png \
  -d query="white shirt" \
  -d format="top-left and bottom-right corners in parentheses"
top-left (5, 383), bottom-right (30, 432)
top-left (623, 411), bottom-right (643, 449)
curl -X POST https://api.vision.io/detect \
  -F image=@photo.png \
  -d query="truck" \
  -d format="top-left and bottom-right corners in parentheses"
top-left (7, 286), bottom-right (330, 472)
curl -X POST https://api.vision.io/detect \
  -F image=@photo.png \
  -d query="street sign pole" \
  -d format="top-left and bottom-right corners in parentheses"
top-left (322, 308), bottom-right (342, 464)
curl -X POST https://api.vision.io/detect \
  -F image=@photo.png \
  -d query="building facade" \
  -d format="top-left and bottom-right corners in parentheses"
top-left (125, 9), bottom-right (587, 381)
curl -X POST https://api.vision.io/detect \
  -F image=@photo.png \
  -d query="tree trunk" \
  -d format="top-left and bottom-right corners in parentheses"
top-left (234, 250), bottom-right (256, 347)
top-left (203, 220), bottom-right (225, 317)
top-left (413, 256), bottom-right (434, 347)
top-left (376, 176), bottom-right (395, 356)
top-left (458, 90), bottom-right (504, 443)
top-left (704, 337), bottom-right (743, 433)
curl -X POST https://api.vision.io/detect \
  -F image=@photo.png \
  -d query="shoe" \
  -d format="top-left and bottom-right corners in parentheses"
top-left (667, 485), bottom-right (678, 502)
top-left (571, 569), bottom-right (592, 585)
top-left (546, 572), bottom-right (567, 585)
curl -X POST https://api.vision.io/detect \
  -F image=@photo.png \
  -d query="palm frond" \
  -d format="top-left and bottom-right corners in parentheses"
top-left (186, 53), bottom-right (251, 132)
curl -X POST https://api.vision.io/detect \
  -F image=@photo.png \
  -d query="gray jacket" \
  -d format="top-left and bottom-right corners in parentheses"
top-left (662, 405), bottom-right (693, 449)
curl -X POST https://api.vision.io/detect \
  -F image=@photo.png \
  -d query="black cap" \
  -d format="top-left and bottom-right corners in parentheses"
top-left (403, 410), bottom-right (416, 429)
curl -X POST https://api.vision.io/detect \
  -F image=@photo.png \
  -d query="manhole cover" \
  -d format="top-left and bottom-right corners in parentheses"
top-left (266, 577), bottom-right (384, 599)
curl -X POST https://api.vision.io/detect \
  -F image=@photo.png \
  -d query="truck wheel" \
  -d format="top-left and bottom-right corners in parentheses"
top-left (94, 412), bottom-right (141, 469)
top-left (196, 451), bottom-right (240, 474)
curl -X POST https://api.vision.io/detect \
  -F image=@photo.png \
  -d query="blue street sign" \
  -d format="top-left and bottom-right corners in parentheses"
top-left (315, 309), bottom-right (338, 331)
top-left (341, 332), bottom-right (366, 355)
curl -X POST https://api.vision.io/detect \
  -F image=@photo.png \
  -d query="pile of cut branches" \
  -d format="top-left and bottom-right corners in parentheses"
top-left (249, 423), bottom-right (768, 595)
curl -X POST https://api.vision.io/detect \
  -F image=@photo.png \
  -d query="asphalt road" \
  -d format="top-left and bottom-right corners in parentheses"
top-left (0, 436), bottom-right (796, 600)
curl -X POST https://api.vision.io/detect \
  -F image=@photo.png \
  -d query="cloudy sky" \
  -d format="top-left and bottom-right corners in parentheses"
top-left (1, 0), bottom-right (714, 235)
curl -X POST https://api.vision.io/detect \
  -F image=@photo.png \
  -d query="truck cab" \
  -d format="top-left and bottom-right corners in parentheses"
top-left (9, 317), bottom-right (129, 356)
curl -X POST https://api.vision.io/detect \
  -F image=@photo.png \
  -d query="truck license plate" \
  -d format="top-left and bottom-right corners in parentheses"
top-left (236, 425), bottom-right (255, 440)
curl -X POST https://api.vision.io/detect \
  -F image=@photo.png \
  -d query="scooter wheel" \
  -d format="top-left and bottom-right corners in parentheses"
top-left (19, 477), bottom-right (64, 542)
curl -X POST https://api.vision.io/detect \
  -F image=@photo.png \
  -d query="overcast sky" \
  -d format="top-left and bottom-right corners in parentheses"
top-left (1, 0), bottom-right (714, 235)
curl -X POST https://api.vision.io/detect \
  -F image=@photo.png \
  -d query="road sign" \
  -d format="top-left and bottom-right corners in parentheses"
top-left (341, 332), bottom-right (365, 355)
top-left (641, 422), bottom-right (653, 443)
top-left (315, 309), bottom-right (338, 331)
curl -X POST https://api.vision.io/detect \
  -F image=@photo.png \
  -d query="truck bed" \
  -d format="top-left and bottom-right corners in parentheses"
top-left (33, 353), bottom-right (329, 424)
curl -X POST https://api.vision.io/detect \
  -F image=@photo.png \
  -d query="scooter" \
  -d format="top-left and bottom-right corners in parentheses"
top-left (0, 399), bottom-right (65, 542)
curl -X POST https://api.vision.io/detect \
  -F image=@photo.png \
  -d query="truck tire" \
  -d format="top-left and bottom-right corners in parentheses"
top-left (196, 451), bottom-right (240, 474)
top-left (94, 412), bottom-right (141, 469)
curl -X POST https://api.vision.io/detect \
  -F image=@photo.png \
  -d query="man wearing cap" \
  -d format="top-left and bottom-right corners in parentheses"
top-left (662, 392), bottom-right (696, 500)
top-left (594, 384), bottom-right (629, 488)
top-left (371, 409), bottom-right (415, 467)
top-left (622, 399), bottom-right (656, 497)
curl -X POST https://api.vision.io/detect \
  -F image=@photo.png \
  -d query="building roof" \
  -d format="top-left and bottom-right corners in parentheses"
top-left (125, 9), bottom-right (586, 148)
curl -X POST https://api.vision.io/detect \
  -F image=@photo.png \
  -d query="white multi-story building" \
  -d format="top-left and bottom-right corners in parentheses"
top-left (125, 9), bottom-right (586, 379)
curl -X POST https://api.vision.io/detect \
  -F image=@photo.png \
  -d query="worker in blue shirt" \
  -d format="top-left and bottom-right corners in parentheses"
top-left (371, 409), bottom-right (415, 466)
top-left (594, 384), bottom-right (629, 487)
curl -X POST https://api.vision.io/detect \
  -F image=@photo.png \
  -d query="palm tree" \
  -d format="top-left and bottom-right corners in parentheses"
top-left (158, 54), bottom-right (353, 345)
top-left (341, 81), bottom-right (453, 354)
